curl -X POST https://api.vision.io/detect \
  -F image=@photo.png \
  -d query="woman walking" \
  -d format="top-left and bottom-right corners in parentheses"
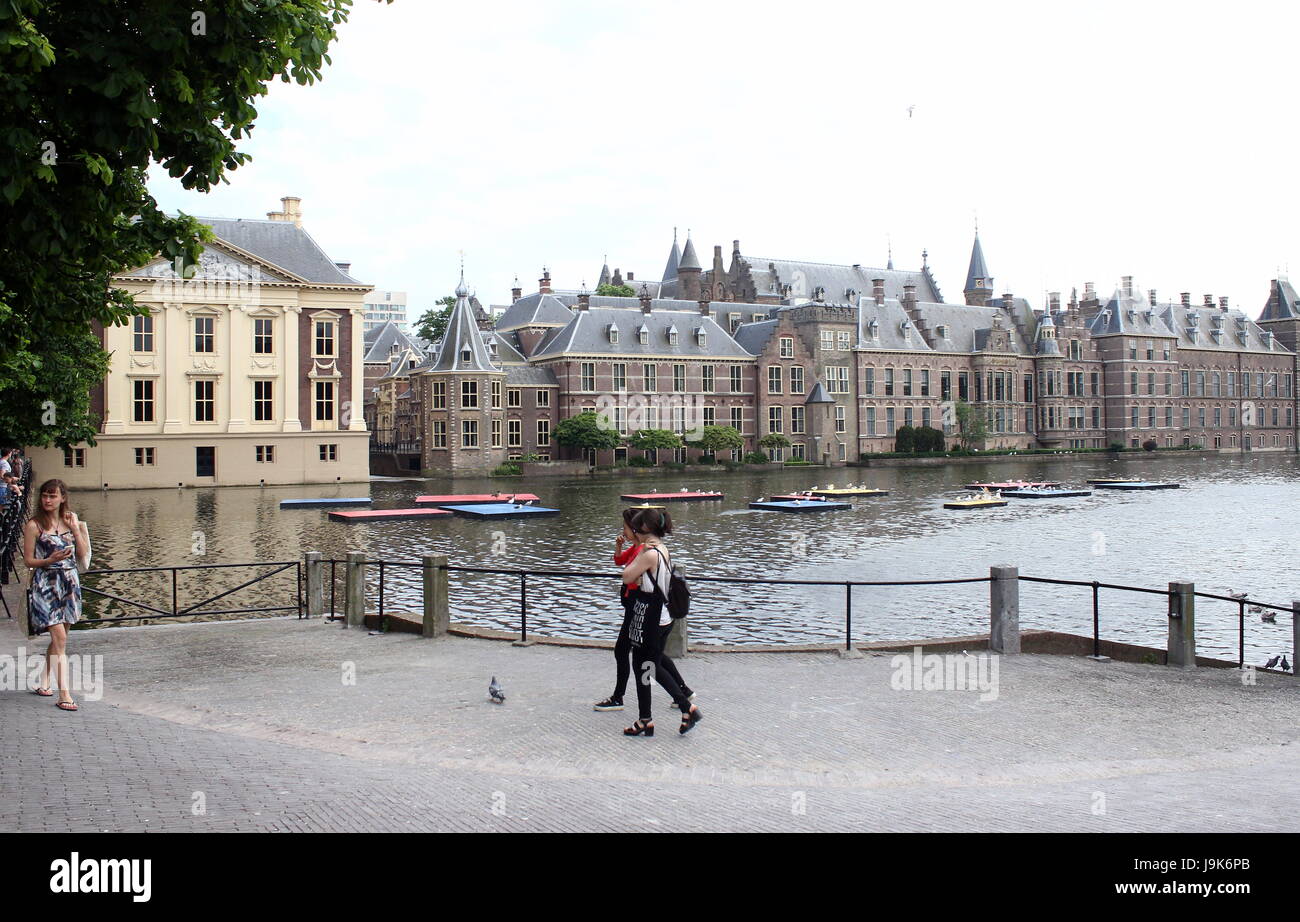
top-left (619, 507), bottom-right (702, 738)
top-left (23, 479), bottom-right (86, 712)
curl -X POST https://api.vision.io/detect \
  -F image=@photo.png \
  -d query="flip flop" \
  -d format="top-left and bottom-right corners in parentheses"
top-left (32, 687), bottom-right (53, 697)
top-left (55, 701), bottom-right (78, 711)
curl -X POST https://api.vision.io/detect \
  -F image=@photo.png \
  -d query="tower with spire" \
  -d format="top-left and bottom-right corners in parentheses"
top-left (963, 231), bottom-right (993, 306)
top-left (662, 229), bottom-right (681, 282)
top-left (676, 231), bottom-right (702, 301)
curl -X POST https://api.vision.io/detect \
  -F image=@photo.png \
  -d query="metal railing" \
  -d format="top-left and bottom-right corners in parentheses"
top-left (76, 560), bottom-right (303, 624)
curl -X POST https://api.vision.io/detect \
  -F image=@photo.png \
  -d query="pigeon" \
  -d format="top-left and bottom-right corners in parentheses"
top-left (1284, 656), bottom-right (1293, 672)
top-left (1230, 591), bottom-right (1249, 600)
top-left (1265, 655), bottom-right (1281, 670)
top-left (488, 676), bottom-right (505, 704)
top-left (1261, 610), bottom-right (1276, 623)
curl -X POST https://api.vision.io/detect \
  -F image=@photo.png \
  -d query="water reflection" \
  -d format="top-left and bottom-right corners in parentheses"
top-left (70, 454), bottom-right (1300, 664)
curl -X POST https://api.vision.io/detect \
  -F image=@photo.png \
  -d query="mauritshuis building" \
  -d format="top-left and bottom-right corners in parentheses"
top-left (387, 231), bottom-right (1299, 473)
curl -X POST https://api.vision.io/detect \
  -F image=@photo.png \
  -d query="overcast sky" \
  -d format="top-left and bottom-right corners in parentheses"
top-left (148, 0), bottom-right (1300, 321)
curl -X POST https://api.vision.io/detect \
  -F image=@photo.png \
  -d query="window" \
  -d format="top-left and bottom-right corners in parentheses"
top-left (134, 447), bottom-right (155, 466)
top-left (729, 313), bottom-right (742, 333)
top-left (1182, 408), bottom-right (1190, 429)
top-left (730, 365), bottom-right (743, 393)
top-left (461, 419), bottom-right (479, 449)
top-left (536, 389), bottom-right (550, 408)
top-left (431, 420), bottom-right (447, 449)
top-left (1147, 373), bottom-right (1156, 396)
top-left (1164, 372), bottom-right (1173, 396)
top-left (491, 380), bottom-right (502, 409)
top-left (792, 442), bottom-right (805, 460)
top-left (779, 337), bottom-right (794, 358)
top-left (767, 366), bottom-right (782, 394)
top-left (508, 388), bottom-right (521, 408)
top-left (827, 367), bottom-right (849, 394)
top-left (886, 407), bottom-right (896, 435)
top-left (194, 379), bottom-right (215, 422)
top-left (940, 371), bottom-right (951, 401)
top-left (1130, 372), bottom-right (1139, 396)
top-left (314, 380), bottom-right (334, 423)
top-left (1180, 370), bottom-right (1190, 396)
top-left (836, 331), bottom-right (851, 351)
top-left (253, 380), bottom-right (273, 422)
top-left (313, 319), bottom-right (335, 357)
top-left (1198, 407), bottom-right (1206, 428)
top-left (1145, 340), bottom-right (1154, 360)
top-left (904, 407), bottom-right (914, 428)
top-left (903, 369), bottom-right (913, 397)
top-left (920, 370), bottom-right (930, 397)
top-left (431, 381), bottom-right (446, 409)
top-left (133, 315), bottom-right (154, 352)
top-left (254, 317), bottom-right (273, 354)
top-left (1212, 372), bottom-right (1221, 397)
top-left (612, 364), bottom-right (626, 392)
top-left (637, 327), bottom-right (649, 346)
top-left (835, 405), bottom-right (846, 433)
top-left (132, 379), bottom-right (155, 423)
top-left (319, 443), bottom-right (338, 461)
top-left (674, 364), bottom-right (686, 392)
top-left (194, 316), bottom-right (215, 353)
top-left (613, 406), bottom-right (626, 434)
top-left (63, 447), bottom-right (86, 468)
top-left (820, 331), bottom-right (834, 351)
top-left (1227, 373), bottom-right (1236, 397)
top-left (768, 406), bottom-right (783, 433)
top-left (1165, 407), bottom-right (1173, 428)
top-left (703, 406), bottom-right (715, 427)
top-left (791, 406), bottom-right (805, 433)
top-left (461, 380), bottom-right (478, 409)
top-left (1214, 406), bottom-right (1222, 427)
top-left (702, 366), bottom-right (714, 393)
top-left (492, 418), bottom-right (502, 449)
top-left (255, 445), bottom-right (274, 463)
top-left (537, 419), bottom-right (550, 447)
top-left (884, 368), bottom-right (895, 396)
top-left (580, 363), bottom-right (595, 391)
top-left (1131, 407), bottom-right (1138, 429)
top-left (728, 406), bottom-right (743, 433)
top-left (838, 443), bottom-right (846, 461)
top-left (1128, 340), bottom-right (1137, 360)
top-left (1196, 372), bottom-right (1206, 396)
top-left (790, 366), bottom-right (804, 394)
top-left (865, 368), bottom-right (876, 396)
top-left (644, 364), bottom-right (657, 392)
top-left (1092, 406), bottom-right (1101, 428)
top-left (508, 419), bottom-right (522, 447)
top-left (1149, 407), bottom-right (1157, 428)
top-left (922, 407), bottom-right (932, 429)
top-left (667, 326), bottom-right (678, 346)
top-left (866, 406), bottom-right (877, 436)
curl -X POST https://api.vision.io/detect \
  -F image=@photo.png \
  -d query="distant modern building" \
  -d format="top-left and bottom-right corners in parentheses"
top-left (363, 290), bottom-right (408, 332)
top-left (28, 195), bottom-right (372, 487)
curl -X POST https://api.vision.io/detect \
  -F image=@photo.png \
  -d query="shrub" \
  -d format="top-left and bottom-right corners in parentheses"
top-left (894, 425), bottom-right (914, 453)
top-left (1108, 442), bottom-right (1125, 451)
top-left (743, 451), bottom-right (770, 464)
top-left (628, 456), bottom-right (653, 467)
top-left (1142, 439), bottom-right (1157, 452)
top-left (696, 455), bottom-right (716, 465)
top-left (491, 462), bottom-right (522, 476)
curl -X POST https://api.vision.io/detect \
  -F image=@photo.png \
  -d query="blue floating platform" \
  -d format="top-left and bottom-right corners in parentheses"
top-left (749, 499), bottom-right (852, 513)
top-left (1093, 481), bottom-right (1181, 490)
top-left (441, 502), bottom-right (560, 519)
top-left (280, 497), bottom-right (372, 509)
top-left (1001, 488), bottom-right (1093, 499)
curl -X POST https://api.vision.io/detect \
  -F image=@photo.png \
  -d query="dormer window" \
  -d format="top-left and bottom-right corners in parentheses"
top-left (900, 319), bottom-right (912, 333)
top-left (695, 327), bottom-right (707, 347)
top-left (607, 324), bottom-right (618, 344)
top-left (460, 346), bottom-right (471, 363)
top-left (845, 288), bottom-right (857, 300)
top-left (1187, 311), bottom-right (1199, 325)
top-left (936, 324), bottom-right (949, 339)
top-left (637, 324), bottom-right (649, 345)
top-left (667, 325), bottom-right (679, 345)
top-left (867, 319), bottom-right (879, 339)
top-left (1262, 331), bottom-right (1274, 348)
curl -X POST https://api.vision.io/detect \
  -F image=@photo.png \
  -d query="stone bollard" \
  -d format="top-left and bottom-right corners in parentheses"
top-left (1166, 581), bottom-right (1196, 668)
top-left (344, 552), bottom-right (366, 628)
top-left (305, 551), bottom-right (323, 619)
top-left (1292, 601), bottom-right (1299, 680)
top-left (989, 565), bottom-right (1020, 653)
top-left (664, 617), bottom-right (689, 658)
top-left (422, 554), bottom-right (449, 638)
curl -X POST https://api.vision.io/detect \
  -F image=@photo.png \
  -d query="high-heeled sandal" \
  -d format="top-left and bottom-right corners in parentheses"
top-left (679, 706), bottom-right (703, 735)
top-left (623, 718), bottom-right (654, 737)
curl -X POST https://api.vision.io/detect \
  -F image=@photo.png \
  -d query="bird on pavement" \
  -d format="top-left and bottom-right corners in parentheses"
top-left (488, 676), bottom-right (505, 704)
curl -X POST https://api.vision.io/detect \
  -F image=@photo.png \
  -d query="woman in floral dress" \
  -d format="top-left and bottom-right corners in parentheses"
top-left (23, 479), bottom-right (87, 712)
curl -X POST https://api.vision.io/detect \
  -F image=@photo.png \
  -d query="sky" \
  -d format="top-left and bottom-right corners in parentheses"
top-left (148, 0), bottom-right (1300, 321)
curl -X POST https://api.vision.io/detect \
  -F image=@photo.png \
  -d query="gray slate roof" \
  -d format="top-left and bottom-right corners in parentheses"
top-left (804, 381), bottom-right (834, 404)
top-left (201, 218), bottom-right (363, 285)
top-left (495, 292), bottom-right (577, 331)
top-left (1159, 302), bottom-right (1288, 354)
top-left (733, 319), bottom-right (778, 356)
top-left (1087, 289), bottom-right (1177, 337)
top-left (662, 234), bottom-right (681, 281)
top-left (530, 307), bottom-right (751, 359)
top-left (506, 365), bottom-right (560, 387)
top-left (1260, 278), bottom-right (1300, 321)
top-left (857, 299), bottom-right (1031, 354)
top-left (741, 257), bottom-right (942, 305)
top-left (965, 235), bottom-right (991, 292)
top-left (363, 321), bottom-right (425, 364)
top-left (678, 236), bottom-right (702, 271)
top-left (426, 277), bottom-right (500, 373)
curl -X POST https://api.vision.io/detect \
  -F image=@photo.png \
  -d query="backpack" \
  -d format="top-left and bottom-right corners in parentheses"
top-left (645, 545), bottom-right (691, 620)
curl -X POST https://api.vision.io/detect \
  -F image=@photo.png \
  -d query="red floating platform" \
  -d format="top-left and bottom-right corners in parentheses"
top-left (619, 491), bottom-right (724, 502)
top-left (415, 493), bottom-right (541, 506)
top-left (328, 508), bottom-right (453, 522)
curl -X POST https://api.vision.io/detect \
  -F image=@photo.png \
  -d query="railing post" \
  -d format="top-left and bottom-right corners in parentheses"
top-left (344, 552), bottom-right (366, 628)
top-left (989, 565), bottom-right (1020, 654)
top-left (305, 551), bottom-right (323, 619)
top-left (1166, 580), bottom-right (1196, 668)
top-left (421, 554), bottom-right (449, 638)
top-left (1292, 600), bottom-right (1300, 679)
top-left (511, 572), bottom-right (535, 646)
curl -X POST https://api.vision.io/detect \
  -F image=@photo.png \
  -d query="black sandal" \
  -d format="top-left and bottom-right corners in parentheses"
top-left (679, 706), bottom-right (703, 735)
top-left (623, 718), bottom-right (654, 737)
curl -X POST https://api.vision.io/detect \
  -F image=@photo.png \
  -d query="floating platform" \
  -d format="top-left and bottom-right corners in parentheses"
top-left (619, 491), bottom-right (724, 502)
top-left (327, 507), bottom-right (452, 522)
top-left (624, 502), bottom-right (666, 510)
top-left (808, 488), bottom-right (889, 498)
top-left (1001, 488), bottom-right (1093, 499)
top-left (769, 493), bottom-right (832, 502)
top-left (440, 502), bottom-right (560, 519)
top-left (1085, 477), bottom-right (1143, 485)
top-left (415, 493), bottom-right (541, 506)
top-left (964, 481), bottom-right (1060, 491)
top-left (280, 497), bottom-right (371, 509)
top-left (1092, 481), bottom-right (1181, 490)
top-left (749, 500), bottom-right (852, 513)
top-left (944, 496), bottom-right (1009, 510)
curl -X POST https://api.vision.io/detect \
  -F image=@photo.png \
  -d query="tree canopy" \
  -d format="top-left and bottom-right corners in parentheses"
top-left (0, 0), bottom-right (375, 445)
top-left (554, 411), bottom-right (623, 452)
top-left (595, 283), bottom-right (636, 298)
top-left (687, 425), bottom-right (744, 455)
top-left (954, 399), bottom-right (988, 449)
top-left (415, 296), bottom-right (457, 345)
top-left (627, 429), bottom-right (682, 451)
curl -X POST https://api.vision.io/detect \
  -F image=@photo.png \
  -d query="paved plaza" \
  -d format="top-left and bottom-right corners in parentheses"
top-left (2, 590), bottom-right (1298, 832)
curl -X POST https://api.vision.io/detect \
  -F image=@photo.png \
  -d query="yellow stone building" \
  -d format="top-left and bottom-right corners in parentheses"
top-left (27, 196), bottom-right (372, 488)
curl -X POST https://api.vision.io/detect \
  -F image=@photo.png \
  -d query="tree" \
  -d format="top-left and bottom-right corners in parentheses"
top-left (595, 283), bottom-right (636, 298)
top-left (554, 411), bottom-right (623, 455)
top-left (0, 0), bottom-right (380, 446)
top-left (954, 399), bottom-right (988, 450)
top-left (895, 425), bottom-right (915, 453)
top-left (627, 428), bottom-right (681, 463)
top-left (415, 296), bottom-right (457, 345)
top-left (758, 432), bottom-right (791, 459)
top-left (687, 425), bottom-right (744, 461)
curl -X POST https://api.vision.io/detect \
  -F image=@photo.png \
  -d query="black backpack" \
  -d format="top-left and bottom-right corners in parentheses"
top-left (646, 545), bottom-right (690, 620)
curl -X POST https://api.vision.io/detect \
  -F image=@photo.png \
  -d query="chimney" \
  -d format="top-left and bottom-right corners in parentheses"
top-left (1084, 282), bottom-right (1096, 299)
top-left (1002, 292), bottom-right (1015, 310)
top-left (1148, 289), bottom-right (1157, 306)
top-left (511, 279), bottom-right (522, 303)
top-left (871, 277), bottom-right (885, 305)
top-left (539, 269), bottom-right (552, 295)
top-left (733, 240), bottom-right (741, 257)
top-left (1203, 294), bottom-right (1214, 308)
top-left (612, 268), bottom-right (623, 287)
top-left (577, 288), bottom-right (590, 311)
top-left (1121, 276), bottom-right (1133, 296)
top-left (639, 285), bottom-right (652, 314)
top-left (265, 195), bottom-right (303, 226)
top-left (698, 296), bottom-right (711, 316)
top-left (627, 272), bottom-right (634, 281)
top-left (903, 283), bottom-right (917, 307)
top-left (1049, 292), bottom-right (1061, 312)
top-left (334, 262), bottom-right (350, 275)
top-left (1219, 296), bottom-right (1229, 312)
top-left (1180, 292), bottom-right (1191, 307)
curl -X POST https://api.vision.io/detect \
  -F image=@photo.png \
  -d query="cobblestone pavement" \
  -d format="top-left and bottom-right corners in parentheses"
top-left (3, 594), bottom-right (1298, 832)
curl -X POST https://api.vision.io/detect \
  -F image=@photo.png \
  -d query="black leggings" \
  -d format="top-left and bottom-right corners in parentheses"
top-left (631, 622), bottom-right (693, 720)
top-left (614, 609), bottom-right (691, 702)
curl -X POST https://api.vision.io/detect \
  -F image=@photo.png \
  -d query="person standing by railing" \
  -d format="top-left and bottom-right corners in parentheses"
top-left (619, 508), bottom-right (702, 737)
top-left (23, 479), bottom-right (87, 712)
